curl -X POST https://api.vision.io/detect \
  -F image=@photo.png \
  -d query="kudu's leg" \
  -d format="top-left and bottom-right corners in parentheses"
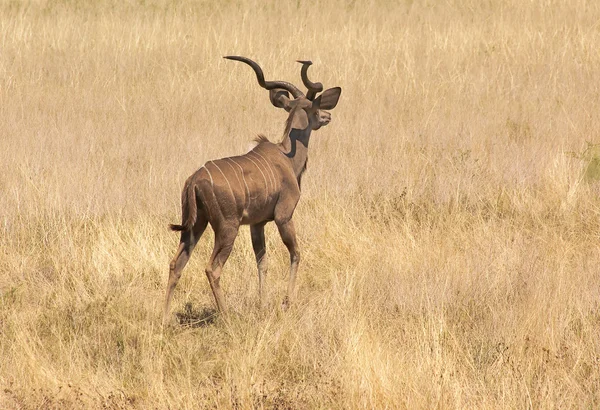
top-left (276, 219), bottom-right (300, 308)
top-left (205, 224), bottom-right (239, 313)
top-left (163, 217), bottom-right (208, 327)
top-left (250, 223), bottom-right (267, 307)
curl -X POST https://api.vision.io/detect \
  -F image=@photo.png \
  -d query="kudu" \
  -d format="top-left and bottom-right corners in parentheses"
top-left (163, 56), bottom-right (341, 326)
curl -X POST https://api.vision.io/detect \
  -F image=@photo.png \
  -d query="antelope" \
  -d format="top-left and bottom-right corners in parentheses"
top-left (163, 56), bottom-right (341, 326)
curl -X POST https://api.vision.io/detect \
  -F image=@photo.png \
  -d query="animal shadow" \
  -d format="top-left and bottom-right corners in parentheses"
top-left (175, 302), bottom-right (218, 328)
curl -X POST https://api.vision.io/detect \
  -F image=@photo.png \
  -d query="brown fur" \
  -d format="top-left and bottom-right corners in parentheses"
top-left (282, 104), bottom-right (301, 140)
top-left (253, 134), bottom-right (270, 144)
top-left (163, 58), bottom-right (341, 326)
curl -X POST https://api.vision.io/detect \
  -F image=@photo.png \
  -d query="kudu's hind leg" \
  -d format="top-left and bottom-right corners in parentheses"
top-left (163, 217), bottom-right (208, 327)
top-left (205, 224), bottom-right (239, 313)
top-left (250, 223), bottom-right (267, 308)
top-left (276, 219), bottom-right (300, 309)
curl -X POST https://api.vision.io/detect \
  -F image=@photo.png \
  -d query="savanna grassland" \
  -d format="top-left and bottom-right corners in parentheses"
top-left (1, 0), bottom-right (600, 408)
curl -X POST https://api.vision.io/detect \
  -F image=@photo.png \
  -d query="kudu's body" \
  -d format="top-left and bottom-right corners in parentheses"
top-left (163, 57), bottom-right (341, 325)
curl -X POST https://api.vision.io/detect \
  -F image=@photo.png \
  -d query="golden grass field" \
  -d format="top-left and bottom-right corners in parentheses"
top-left (1, 0), bottom-right (600, 408)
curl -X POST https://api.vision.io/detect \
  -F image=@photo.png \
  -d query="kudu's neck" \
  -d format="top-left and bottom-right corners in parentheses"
top-left (279, 123), bottom-right (311, 179)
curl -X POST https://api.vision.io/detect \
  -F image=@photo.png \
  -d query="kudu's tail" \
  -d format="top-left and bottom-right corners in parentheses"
top-left (169, 178), bottom-right (199, 232)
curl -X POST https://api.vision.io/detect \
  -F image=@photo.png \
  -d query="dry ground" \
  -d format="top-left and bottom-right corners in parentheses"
top-left (1, 0), bottom-right (600, 408)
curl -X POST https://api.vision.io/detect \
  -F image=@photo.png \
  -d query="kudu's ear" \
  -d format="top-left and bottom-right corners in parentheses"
top-left (313, 87), bottom-right (341, 110)
top-left (269, 89), bottom-right (292, 110)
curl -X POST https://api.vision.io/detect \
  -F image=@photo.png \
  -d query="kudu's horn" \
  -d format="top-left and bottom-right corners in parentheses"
top-left (297, 60), bottom-right (323, 101)
top-left (224, 56), bottom-right (304, 99)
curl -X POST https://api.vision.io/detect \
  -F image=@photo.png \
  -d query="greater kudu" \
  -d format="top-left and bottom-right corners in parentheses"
top-left (163, 57), bottom-right (341, 326)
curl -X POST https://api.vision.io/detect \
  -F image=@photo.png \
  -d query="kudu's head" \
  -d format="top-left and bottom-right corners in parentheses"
top-left (223, 56), bottom-right (341, 133)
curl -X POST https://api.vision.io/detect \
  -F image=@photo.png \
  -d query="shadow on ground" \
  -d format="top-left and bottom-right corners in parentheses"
top-left (175, 302), bottom-right (218, 328)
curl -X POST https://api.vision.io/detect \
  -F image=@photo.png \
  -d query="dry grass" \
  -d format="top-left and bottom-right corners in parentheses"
top-left (1, 0), bottom-right (600, 408)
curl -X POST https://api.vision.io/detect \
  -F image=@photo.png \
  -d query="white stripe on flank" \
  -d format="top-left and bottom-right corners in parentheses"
top-left (203, 165), bottom-right (214, 187)
top-left (245, 155), bottom-right (269, 194)
top-left (224, 158), bottom-right (243, 190)
top-left (251, 151), bottom-right (276, 190)
top-left (223, 159), bottom-right (246, 209)
top-left (210, 160), bottom-right (235, 199)
top-left (227, 158), bottom-right (251, 205)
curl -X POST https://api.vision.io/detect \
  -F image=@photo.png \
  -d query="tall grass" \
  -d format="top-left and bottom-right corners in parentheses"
top-left (1, 0), bottom-right (599, 407)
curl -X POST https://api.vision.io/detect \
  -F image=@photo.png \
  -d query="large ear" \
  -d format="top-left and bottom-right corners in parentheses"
top-left (269, 89), bottom-right (292, 110)
top-left (313, 87), bottom-right (341, 110)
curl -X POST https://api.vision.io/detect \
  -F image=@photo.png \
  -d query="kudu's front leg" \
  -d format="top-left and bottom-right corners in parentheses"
top-left (250, 223), bottom-right (268, 308)
top-left (276, 219), bottom-right (300, 308)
